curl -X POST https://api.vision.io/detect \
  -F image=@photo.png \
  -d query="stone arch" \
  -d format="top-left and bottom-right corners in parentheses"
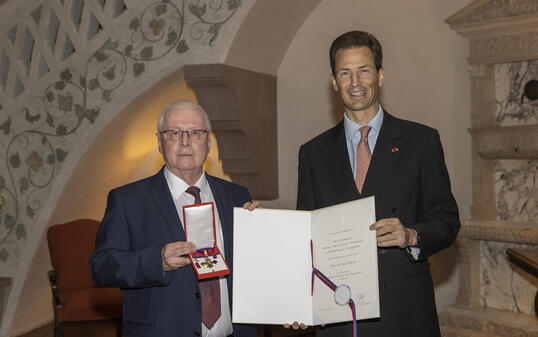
top-left (0, 0), bottom-right (321, 335)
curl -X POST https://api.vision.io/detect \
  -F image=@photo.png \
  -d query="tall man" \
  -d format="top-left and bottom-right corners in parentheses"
top-left (90, 100), bottom-right (258, 337)
top-left (297, 31), bottom-right (460, 337)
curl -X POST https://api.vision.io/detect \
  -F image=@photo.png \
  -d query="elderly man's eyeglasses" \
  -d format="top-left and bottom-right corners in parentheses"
top-left (159, 129), bottom-right (208, 141)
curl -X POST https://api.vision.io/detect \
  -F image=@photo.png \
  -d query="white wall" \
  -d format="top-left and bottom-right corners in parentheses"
top-left (264, 0), bottom-right (472, 311)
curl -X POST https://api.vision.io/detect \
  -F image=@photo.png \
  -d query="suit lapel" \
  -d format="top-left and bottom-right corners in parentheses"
top-left (148, 168), bottom-right (185, 242)
top-left (362, 112), bottom-right (405, 196)
top-left (323, 121), bottom-right (360, 202)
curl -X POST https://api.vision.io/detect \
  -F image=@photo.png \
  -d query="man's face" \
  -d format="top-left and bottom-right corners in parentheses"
top-left (157, 106), bottom-right (210, 181)
top-left (331, 47), bottom-right (384, 117)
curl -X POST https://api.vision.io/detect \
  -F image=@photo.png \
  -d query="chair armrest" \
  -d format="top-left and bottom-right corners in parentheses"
top-left (48, 270), bottom-right (63, 308)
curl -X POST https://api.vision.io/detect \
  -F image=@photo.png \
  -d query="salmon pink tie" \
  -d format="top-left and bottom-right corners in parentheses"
top-left (355, 126), bottom-right (372, 194)
top-left (185, 186), bottom-right (221, 329)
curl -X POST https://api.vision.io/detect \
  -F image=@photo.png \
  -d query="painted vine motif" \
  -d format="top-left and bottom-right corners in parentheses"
top-left (0, 0), bottom-right (241, 262)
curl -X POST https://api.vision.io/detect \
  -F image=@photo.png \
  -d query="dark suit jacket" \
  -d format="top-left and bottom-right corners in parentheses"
top-left (90, 168), bottom-right (257, 337)
top-left (297, 112), bottom-right (460, 337)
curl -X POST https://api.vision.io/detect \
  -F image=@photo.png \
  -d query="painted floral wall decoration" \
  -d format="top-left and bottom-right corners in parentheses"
top-left (0, 0), bottom-right (242, 263)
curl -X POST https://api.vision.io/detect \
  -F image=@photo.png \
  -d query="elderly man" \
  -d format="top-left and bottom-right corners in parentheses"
top-left (90, 100), bottom-right (258, 337)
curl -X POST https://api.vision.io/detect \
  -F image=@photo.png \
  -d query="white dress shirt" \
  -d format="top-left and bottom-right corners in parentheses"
top-left (164, 168), bottom-right (233, 337)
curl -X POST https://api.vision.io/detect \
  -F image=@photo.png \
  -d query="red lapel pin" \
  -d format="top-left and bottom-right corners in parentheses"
top-left (391, 147), bottom-right (399, 152)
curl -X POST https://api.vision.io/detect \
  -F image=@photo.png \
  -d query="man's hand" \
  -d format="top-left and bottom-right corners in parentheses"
top-left (162, 241), bottom-right (196, 271)
top-left (283, 321), bottom-right (308, 330)
top-left (369, 218), bottom-right (417, 248)
top-left (242, 200), bottom-right (260, 211)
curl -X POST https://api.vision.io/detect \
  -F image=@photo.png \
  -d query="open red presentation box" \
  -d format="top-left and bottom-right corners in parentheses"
top-left (183, 202), bottom-right (230, 279)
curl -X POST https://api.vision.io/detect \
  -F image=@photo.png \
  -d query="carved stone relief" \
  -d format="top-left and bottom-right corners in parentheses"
top-left (449, 0), bottom-right (538, 25)
top-left (446, 0), bottom-right (538, 334)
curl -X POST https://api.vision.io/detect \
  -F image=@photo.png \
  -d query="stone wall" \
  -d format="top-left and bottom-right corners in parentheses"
top-left (445, 0), bottom-right (538, 335)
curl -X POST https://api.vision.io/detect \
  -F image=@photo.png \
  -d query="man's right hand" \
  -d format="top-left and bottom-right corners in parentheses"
top-left (162, 241), bottom-right (196, 271)
top-left (283, 322), bottom-right (308, 330)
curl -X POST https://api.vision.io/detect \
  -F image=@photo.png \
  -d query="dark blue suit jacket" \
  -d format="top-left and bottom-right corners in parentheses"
top-left (90, 168), bottom-right (257, 337)
top-left (297, 112), bottom-right (460, 337)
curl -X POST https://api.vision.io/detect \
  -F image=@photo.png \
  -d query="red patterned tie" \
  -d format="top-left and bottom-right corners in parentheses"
top-left (185, 186), bottom-right (221, 329)
top-left (355, 126), bottom-right (372, 194)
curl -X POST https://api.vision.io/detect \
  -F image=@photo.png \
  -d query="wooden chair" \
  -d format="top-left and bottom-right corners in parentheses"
top-left (47, 219), bottom-right (122, 337)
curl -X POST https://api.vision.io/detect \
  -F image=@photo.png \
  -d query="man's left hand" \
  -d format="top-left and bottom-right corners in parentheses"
top-left (242, 201), bottom-right (260, 211)
top-left (369, 218), bottom-right (417, 248)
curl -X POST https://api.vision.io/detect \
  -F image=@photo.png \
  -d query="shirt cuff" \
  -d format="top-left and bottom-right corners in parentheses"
top-left (406, 246), bottom-right (420, 260)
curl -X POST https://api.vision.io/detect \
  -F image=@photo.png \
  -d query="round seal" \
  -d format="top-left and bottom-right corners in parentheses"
top-left (334, 284), bottom-right (352, 306)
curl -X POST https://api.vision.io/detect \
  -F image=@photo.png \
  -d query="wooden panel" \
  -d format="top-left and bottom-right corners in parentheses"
top-left (507, 248), bottom-right (538, 278)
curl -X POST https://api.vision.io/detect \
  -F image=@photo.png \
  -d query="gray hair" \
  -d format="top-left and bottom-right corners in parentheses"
top-left (157, 100), bottom-right (212, 133)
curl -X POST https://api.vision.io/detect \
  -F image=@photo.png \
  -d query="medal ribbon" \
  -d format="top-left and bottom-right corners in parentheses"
top-left (311, 240), bottom-right (358, 337)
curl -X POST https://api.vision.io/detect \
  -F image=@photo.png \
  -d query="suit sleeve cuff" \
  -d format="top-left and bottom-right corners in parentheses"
top-left (406, 246), bottom-right (420, 260)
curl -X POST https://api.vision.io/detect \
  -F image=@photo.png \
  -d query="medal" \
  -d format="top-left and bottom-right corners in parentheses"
top-left (311, 241), bottom-right (358, 337)
top-left (334, 284), bottom-right (352, 306)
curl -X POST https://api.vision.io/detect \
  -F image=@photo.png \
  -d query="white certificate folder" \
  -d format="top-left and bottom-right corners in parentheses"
top-left (232, 197), bottom-right (379, 326)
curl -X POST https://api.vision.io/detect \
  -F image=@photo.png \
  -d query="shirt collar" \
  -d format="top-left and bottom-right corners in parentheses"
top-left (344, 105), bottom-right (384, 140)
top-left (164, 167), bottom-right (209, 200)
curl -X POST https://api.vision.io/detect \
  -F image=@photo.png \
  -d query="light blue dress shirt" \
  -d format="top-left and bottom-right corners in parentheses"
top-left (343, 105), bottom-right (384, 178)
top-left (343, 106), bottom-right (420, 259)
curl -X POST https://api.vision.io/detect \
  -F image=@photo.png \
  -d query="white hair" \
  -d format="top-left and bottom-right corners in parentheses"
top-left (157, 100), bottom-right (212, 132)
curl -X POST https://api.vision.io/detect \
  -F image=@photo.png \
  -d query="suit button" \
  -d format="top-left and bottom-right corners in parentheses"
top-left (194, 331), bottom-right (201, 336)
top-left (382, 285), bottom-right (390, 290)
top-left (194, 292), bottom-right (200, 299)
top-left (379, 249), bottom-right (386, 254)
top-left (391, 207), bottom-right (397, 214)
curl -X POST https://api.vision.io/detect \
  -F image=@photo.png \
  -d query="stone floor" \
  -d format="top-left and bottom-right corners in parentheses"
top-left (17, 322), bottom-right (315, 337)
